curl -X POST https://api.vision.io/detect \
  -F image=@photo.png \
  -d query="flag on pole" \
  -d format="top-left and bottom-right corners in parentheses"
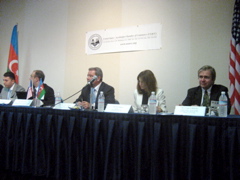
top-left (37, 78), bottom-right (46, 100)
top-left (7, 24), bottom-right (19, 83)
top-left (229, 0), bottom-right (240, 115)
top-left (26, 80), bottom-right (33, 99)
top-left (26, 79), bottom-right (46, 100)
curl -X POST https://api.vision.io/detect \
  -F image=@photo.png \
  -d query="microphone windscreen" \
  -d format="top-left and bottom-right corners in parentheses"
top-left (88, 75), bottom-right (97, 84)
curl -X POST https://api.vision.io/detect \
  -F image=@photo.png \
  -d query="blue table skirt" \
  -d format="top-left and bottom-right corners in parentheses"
top-left (0, 106), bottom-right (239, 179)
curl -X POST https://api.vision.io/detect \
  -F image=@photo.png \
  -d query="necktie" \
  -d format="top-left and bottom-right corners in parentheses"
top-left (33, 87), bottom-right (37, 99)
top-left (90, 88), bottom-right (96, 104)
top-left (8, 89), bottom-right (12, 99)
top-left (202, 90), bottom-right (210, 107)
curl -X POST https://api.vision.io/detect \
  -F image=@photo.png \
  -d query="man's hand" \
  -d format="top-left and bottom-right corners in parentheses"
top-left (81, 101), bottom-right (90, 109)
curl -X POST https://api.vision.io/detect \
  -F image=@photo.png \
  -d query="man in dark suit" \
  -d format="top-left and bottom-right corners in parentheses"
top-left (75, 67), bottom-right (115, 110)
top-left (182, 65), bottom-right (231, 114)
top-left (27, 70), bottom-right (55, 106)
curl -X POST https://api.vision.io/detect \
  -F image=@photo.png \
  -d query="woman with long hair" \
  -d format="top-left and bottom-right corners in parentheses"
top-left (134, 70), bottom-right (167, 113)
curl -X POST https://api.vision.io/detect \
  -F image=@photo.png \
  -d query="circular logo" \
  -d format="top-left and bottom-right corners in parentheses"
top-left (88, 34), bottom-right (102, 50)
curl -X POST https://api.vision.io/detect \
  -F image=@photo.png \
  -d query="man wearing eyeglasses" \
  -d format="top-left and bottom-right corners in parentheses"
top-left (74, 67), bottom-right (115, 110)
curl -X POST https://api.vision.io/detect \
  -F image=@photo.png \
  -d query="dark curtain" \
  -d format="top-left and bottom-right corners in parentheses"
top-left (0, 106), bottom-right (239, 180)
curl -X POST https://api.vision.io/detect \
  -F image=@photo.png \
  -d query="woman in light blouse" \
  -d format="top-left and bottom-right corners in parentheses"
top-left (133, 70), bottom-right (167, 113)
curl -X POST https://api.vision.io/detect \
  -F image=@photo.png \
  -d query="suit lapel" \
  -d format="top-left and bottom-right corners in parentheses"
top-left (138, 94), bottom-right (143, 106)
top-left (194, 87), bottom-right (202, 106)
top-left (210, 85), bottom-right (218, 101)
top-left (96, 83), bottom-right (104, 103)
top-left (11, 84), bottom-right (17, 98)
top-left (86, 85), bottom-right (91, 102)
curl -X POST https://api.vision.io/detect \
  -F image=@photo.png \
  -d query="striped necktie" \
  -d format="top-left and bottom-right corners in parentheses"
top-left (202, 90), bottom-right (210, 107)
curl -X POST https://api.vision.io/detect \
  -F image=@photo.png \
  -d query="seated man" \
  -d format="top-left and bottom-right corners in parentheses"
top-left (27, 70), bottom-right (55, 106)
top-left (182, 65), bottom-right (231, 114)
top-left (75, 67), bottom-right (115, 109)
top-left (0, 72), bottom-right (25, 99)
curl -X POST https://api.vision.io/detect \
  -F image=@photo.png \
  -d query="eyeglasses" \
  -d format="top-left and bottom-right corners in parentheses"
top-left (87, 75), bottom-right (95, 78)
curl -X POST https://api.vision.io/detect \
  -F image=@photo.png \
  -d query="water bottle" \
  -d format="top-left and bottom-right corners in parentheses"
top-left (98, 91), bottom-right (105, 112)
top-left (55, 91), bottom-right (62, 105)
top-left (148, 91), bottom-right (157, 115)
top-left (218, 91), bottom-right (228, 117)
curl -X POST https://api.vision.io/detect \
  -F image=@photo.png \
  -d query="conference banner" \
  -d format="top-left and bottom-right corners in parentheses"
top-left (85, 23), bottom-right (162, 55)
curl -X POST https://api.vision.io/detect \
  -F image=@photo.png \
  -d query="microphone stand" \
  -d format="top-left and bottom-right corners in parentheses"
top-left (54, 76), bottom-right (97, 107)
top-left (62, 89), bottom-right (83, 103)
top-left (54, 84), bottom-right (89, 106)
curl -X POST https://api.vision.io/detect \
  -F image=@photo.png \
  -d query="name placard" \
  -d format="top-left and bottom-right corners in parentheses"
top-left (174, 106), bottom-right (206, 116)
top-left (105, 104), bottom-right (134, 113)
top-left (0, 99), bottom-right (12, 104)
top-left (12, 99), bottom-right (33, 106)
top-left (54, 103), bottom-right (75, 110)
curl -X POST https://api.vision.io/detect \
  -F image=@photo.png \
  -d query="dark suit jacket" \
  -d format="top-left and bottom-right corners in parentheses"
top-left (75, 82), bottom-right (115, 109)
top-left (182, 84), bottom-right (231, 114)
top-left (27, 83), bottom-right (55, 106)
top-left (42, 84), bottom-right (55, 106)
top-left (0, 84), bottom-right (3, 93)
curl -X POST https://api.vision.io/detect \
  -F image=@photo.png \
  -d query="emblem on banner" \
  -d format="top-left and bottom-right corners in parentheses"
top-left (88, 34), bottom-right (102, 50)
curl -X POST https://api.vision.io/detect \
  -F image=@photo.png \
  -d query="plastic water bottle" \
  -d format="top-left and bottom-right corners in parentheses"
top-left (218, 91), bottom-right (228, 117)
top-left (55, 91), bottom-right (62, 105)
top-left (148, 91), bottom-right (157, 114)
top-left (98, 91), bottom-right (105, 112)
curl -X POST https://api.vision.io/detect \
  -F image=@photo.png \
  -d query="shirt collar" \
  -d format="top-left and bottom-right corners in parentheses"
top-left (201, 86), bottom-right (212, 94)
top-left (9, 83), bottom-right (15, 91)
top-left (94, 82), bottom-right (102, 92)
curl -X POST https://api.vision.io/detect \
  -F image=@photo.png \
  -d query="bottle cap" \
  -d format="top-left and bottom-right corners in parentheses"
top-left (221, 91), bottom-right (225, 95)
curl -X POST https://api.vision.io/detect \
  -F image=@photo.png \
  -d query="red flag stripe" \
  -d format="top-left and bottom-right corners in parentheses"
top-left (7, 25), bottom-right (19, 84)
top-left (229, 8), bottom-right (240, 115)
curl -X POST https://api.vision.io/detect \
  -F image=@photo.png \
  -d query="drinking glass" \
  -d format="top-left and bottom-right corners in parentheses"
top-left (209, 100), bottom-right (219, 116)
top-left (141, 104), bottom-right (148, 113)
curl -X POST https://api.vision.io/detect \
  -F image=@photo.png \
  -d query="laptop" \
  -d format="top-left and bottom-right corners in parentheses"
top-left (16, 91), bottom-right (27, 99)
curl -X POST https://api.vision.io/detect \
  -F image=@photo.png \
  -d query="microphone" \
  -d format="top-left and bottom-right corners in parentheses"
top-left (54, 76), bottom-right (97, 106)
top-left (88, 75), bottom-right (97, 85)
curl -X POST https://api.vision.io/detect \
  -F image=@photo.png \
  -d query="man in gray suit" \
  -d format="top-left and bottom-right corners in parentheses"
top-left (0, 72), bottom-right (25, 99)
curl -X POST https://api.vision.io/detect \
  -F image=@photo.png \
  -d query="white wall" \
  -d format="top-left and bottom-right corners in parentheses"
top-left (0, 0), bottom-right (68, 95)
top-left (0, 0), bottom-right (234, 112)
top-left (119, 0), bottom-right (191, 110)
